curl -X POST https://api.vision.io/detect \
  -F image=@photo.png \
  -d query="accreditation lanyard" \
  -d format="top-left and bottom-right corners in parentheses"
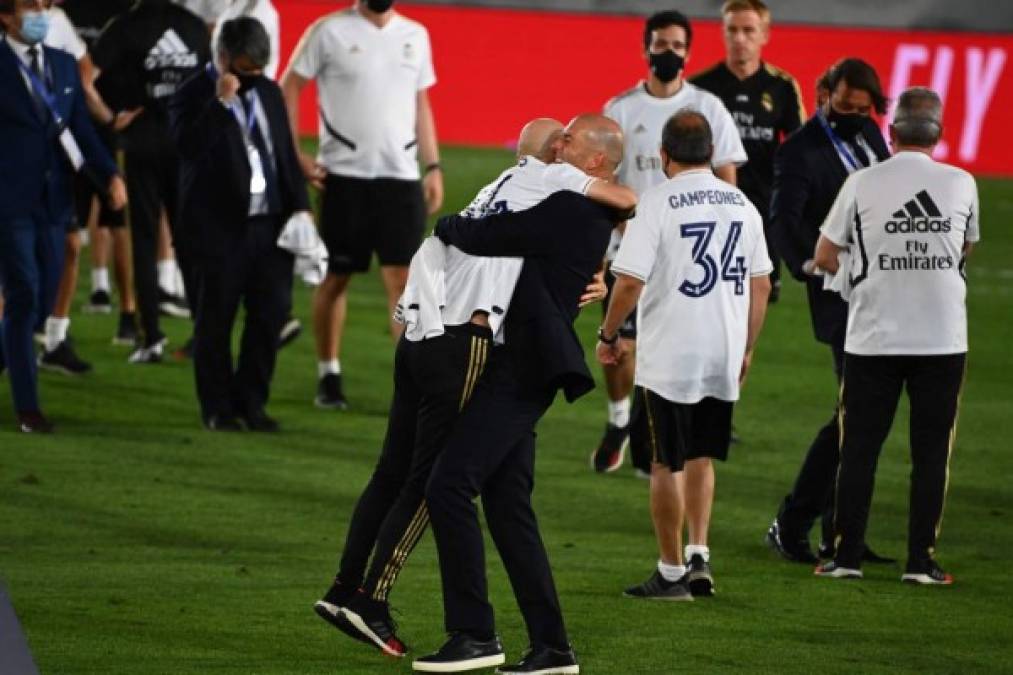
top-left (817, 113), bottom-right (862, 174)
top-left (14, 51), bottom-right (87, 171)
top-left (229, 90), bottom-right (268, 196)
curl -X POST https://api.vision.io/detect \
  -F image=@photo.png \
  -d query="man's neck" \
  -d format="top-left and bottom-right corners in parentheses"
top-left (894, 144), bottom-right (935, 156)
top-left (358, 6), bottom-right (394, 28)
top-left (726, 57), bottom-right (760, 80)
top-left (645, 75), bottom-right (684, 99)
top-left (666, 162), bottom-right (709, 178)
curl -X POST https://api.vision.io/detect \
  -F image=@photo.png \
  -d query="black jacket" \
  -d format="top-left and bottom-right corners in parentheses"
top-left (770, 116), bottom-right (889, 344)
top-left (169, 68), bottom-right (310, 257)
top-left (435, 191), bottom-right (616, 402)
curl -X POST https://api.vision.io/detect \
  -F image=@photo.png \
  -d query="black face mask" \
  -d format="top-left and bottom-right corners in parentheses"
top-left (826, 108), bottom-right (867, 141)
top-left (366, 0), bottom-right (394, 12)
top-left (649, 50), bottom-right (685, 84)
top-left (233, 71), bottom-right (261, 93)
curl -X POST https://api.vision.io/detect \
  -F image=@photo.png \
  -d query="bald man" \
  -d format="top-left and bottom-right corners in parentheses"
top-left (411, 115), bottom-right (630, 674)
top-left (314, 116), bottom-right (634, 661)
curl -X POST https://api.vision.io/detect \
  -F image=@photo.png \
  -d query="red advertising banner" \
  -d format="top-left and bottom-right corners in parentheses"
top-left (278, 4), bottom-right (1012, 176)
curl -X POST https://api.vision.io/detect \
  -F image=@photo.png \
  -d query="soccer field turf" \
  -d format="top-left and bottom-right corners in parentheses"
top-left (2, 145), bottom-right (1012, 674)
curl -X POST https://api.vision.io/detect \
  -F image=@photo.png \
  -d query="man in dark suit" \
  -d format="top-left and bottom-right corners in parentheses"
top-left (0, 0), bottom-right (125, 432)
top-left (410, 115), bottom-right (624, 675)
top-left (766, 58), bottom-right (892, 563)
top-left (169, 16), bottom-right (310, 431)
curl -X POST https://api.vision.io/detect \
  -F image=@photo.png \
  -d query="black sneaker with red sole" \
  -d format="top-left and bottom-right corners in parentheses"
top-left (590, 423), bottom-right (629, 473)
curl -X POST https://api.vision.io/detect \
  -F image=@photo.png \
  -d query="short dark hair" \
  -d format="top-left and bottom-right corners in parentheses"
top-left (643, 10), bottom-right (693, 52)
top-left (0, 0), bottom-right (14, 14)
top-left (827, 58), bottom-right (888, 115)
top-left (893, 87), bottom-right (943, 147)
top-left (662, 109), bottom-right (713, 166)
top-left (217, 16), bottom-right (271, 69)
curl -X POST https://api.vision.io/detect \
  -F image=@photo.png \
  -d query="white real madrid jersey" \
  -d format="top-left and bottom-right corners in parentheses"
top-left (399, 157), bottom-right (598, 344)
top-left (603, 80), bottom-right (748, 259)
top-left (289, 9), bottom-right (435, 180)
top-left (821, 151), bottom-right (980, 355)
top-left (612, 169), bottom-right (771, 404)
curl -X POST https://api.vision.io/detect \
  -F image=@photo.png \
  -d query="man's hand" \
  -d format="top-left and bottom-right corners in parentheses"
top-left (739, 349), bottom-right (754, 387)
top-left (801, 259), bottom-right (823, 277)
top-left (596, 337), bottom-right (629, 366)
top-left (112, 107), bottom-right (144, 132)
top-left (217, 72), bottom-right (240, 103)
top-left (107, 175), bottom-right (127, 211)
top-left (423, 168), bottom-right (444, 215)
top-left (579, 271), bottom-right (607, 307)
top-left (299, 152), bottom-right (326, 190)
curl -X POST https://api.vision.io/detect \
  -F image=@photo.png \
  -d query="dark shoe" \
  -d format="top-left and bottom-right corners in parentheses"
top-left (38, 340), bottom-right (92, 375)
top-left (590, 422), bottom-right (628, 473)
top-left (819, 541), bottom-right (897, 565)
top-left (766, 518), bottom-right (818, 564)
top-left (315, 373), bottom-right (348, 410)
top-left (314, 581), bottom-right (372, 646)
top-left (814, 561), bottom-right (863, 579)
top-left (17, 410), bottom-right (54, 433)
top-left (278, 316), bottom-right (302, 349)
top-left (902, 558), bottom-right (953, 585)
top-left (128, 335), bottom-right (167, 364)
top-left (496, 645), bottom-right (579, 674)
top-left (113, 313), bottom-right (139, 347)
top-left (158, 289), bottom-right (191, 319)
top-left (173, 337), bottom-right (195, 361)
top-left (340, 594), bottom-right (409, 658)
top-left (84, 289), bottom-right (113, 314)
top-left (413, 633), bottom-right (504, 672)
top-left (204, 414), bottom-right (243, 432)
top-left (623, 569), bottom-right (693, 601)
top-left (687, 553), bottom-right (714, 597)
top-left (240, 409), bottom-right (279, 433)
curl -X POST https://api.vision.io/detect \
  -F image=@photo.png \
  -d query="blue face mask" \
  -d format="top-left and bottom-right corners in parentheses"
top-left (20, 11), bottom-right (51, 45)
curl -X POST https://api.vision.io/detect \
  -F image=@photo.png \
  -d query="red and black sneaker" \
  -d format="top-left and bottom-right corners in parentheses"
top-left (339, 593), bottom-right (409, 657)
top-left (902, 558), bottom-right (954, 586)
top-left (590, 423), bottom-right (629, 473)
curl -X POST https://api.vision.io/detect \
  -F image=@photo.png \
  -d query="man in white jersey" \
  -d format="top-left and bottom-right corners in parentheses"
top-left (282, 0), bottom-right (443, 410)
top-left (812, 88), bottom-right (978, 585)
top-left (311, 117), bottom-right (632, 659)
top-left (598, 110), bottom-right (770, 600)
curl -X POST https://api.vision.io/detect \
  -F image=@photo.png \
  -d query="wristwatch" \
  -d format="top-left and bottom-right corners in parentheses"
top-left (597, 326), bottom-right (619, 345)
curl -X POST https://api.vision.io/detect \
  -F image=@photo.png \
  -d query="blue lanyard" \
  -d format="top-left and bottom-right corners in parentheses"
top-left (817, 113), bottom-right (860, 172)
top-left (12, 46), bottom-right (63, 127)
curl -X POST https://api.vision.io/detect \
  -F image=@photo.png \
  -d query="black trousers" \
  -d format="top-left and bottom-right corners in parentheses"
top-left (192, 217), bottom-right (292, 420)
top-left (124, 140), bottom-right (180, 346)
top-left (834, 352), bottom-right (966, 568)
top-left (777, 338), bottom-right (845, 544)
top-left (426, 351), bottom-right (568, 651)
top-left (337, 323), bottom-right (491, 600)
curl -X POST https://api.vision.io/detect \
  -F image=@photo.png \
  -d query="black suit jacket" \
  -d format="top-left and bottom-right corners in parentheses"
top-left (435, 191), bottom-right (616, 402)
top-left (770, 116), bottom-right (889, 344)
top-left (169, 68), bottom-right (310, 257)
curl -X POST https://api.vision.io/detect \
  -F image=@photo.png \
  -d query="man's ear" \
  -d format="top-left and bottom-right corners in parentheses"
top-left (659, 147), bottom-right (671, 177)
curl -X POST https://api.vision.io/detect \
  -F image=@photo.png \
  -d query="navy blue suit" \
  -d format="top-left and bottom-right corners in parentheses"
top-left (0, 38), bottom-right (118, 414)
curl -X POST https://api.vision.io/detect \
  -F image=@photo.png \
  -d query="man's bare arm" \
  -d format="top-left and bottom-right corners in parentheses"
top-left (715, 162), bottom-right (737, 185)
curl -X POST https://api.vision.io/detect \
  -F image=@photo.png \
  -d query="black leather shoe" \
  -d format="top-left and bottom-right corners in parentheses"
top-left (204, 414), bottom-right (243, 431)
top-left (413, 633), bottom-right (505, 672)
top-left (496, 645), bottom-right (579, 674)
top-left (240, 409), bottom-right (279, 433)
top-left (17, 410), bottom-right (54, 433)
top-left (766, 518), bottom-right (818, 564)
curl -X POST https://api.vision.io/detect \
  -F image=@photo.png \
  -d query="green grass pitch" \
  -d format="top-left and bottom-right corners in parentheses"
top-left (2, 144), bottom-right (1012, 673)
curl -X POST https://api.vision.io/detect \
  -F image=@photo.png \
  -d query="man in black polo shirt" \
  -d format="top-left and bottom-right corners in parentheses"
top-left (691, 0), bottom-right (804, 302)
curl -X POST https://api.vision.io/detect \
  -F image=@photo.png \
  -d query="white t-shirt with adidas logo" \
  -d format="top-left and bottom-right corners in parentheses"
top-left (603, 80), bottom-right (748, 259)
top-left (820, 151), bottom-right (980, 355)
top-left (289, 9), bottom-right (435, 180)
top-left (612, 168), bottom-right (771, 404)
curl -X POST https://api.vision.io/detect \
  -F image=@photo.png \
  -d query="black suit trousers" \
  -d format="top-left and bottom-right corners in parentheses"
top-left (192, 216), bottom-right (292, 419)
top-left (834, 353), bottom-right (965, 568)
top-left (426, 350), bottom-right (569, 650)
top-left (336, 324), bottom-right (491, 601)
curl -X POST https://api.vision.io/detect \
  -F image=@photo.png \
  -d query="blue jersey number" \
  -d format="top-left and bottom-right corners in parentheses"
top-left (678, 221), bottom-right (747, 298)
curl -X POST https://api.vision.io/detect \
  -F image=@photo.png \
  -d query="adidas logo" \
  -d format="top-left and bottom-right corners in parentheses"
top-left (885, 190), bottom-right (951, 233)
top-left (633, 123), bottom-right (648, 134)
top-left (144, 29), bottom-right (198, 70)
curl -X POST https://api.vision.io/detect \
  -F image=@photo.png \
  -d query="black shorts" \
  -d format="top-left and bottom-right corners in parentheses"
top-left (320, 174), bottom-right (426, 275)
top-left (630, 387), bottom-right (734, 471)
top-left (73, 172), bottom-right (126, 230)
top-left (604, 263), bottom-right (637, 338)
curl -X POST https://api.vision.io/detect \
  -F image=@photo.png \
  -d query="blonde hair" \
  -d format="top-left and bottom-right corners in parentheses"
top-left (721, 0), bottom-right (771, 25)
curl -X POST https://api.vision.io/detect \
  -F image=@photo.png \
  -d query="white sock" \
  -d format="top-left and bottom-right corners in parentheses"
top-left (657, 560), bottom-right (686, 582)
top-left (157, 260), bottom-right (176, 292)
top-left (173, 265), bottom-right (186, 297)
top-left (318, 360), bottom-right (341, 378)
top-left (91, 267), bottom-right (110, 293)
top-left (44, 316), bottom-right (70, 352)
top-left (685, 544), bottom-right (710, 563)
top-left (608, 397), bottom-right (631, 428)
